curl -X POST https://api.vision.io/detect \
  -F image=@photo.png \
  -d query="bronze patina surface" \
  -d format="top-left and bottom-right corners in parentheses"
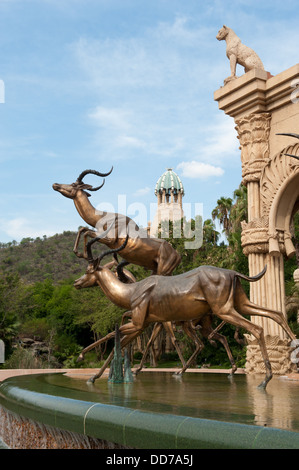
top-left (73, 238), bottom-right (296, 389)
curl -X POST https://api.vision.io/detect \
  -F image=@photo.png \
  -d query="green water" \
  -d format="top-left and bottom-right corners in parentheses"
top-left (35, 372), bottom-right (299, 433)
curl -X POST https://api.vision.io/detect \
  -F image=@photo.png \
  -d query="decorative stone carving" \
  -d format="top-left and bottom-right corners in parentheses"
top-left (241, 216), bottom-right (269, 255)
top-left (216, 25), bottom-right (265, 85)
top-left (260, 142), bottom-right (299, 257)
top-left (235, 113), bottom-right (271, 184)
top-left (241, 217), bottom-right (290, 255)
top-left (260, 143), bottom-right (299, 219)
top-left (214, 64), bottom-right (299, 378)
top-left (245, 335), bottom-right (296, 375)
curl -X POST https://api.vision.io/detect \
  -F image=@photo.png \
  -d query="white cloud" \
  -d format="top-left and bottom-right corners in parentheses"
top-left (133, 187), bottom-right (151, 197)
top-left (175, 115), bottom-right (237, 180)
top-left (74, 16), bottom-right (241, 168)
top-left (1, 217), bottom-right (56, 241)
top-left (74, 16), bottom-right (215, 95)
top-left (116, 135), bottom-right (147, 149)
top-left (88, 106), bottom-right (131, 131)
top-left (198, 116), bottom-right (240, 165)
top-left (177, 161), bottom-right (224, 179)
top-left (73, 16), bottom-right (218, 159)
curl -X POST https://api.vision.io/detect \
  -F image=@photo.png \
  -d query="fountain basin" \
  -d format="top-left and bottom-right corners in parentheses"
top-left (1, 371), bottom-right (299, 449)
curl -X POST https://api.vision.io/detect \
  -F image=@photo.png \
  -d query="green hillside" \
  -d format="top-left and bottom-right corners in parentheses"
top-left (0, 230), bottom-right (106, 284)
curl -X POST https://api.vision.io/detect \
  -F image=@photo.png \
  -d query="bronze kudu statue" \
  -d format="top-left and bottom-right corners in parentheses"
top-left (74, 236), bottom-right (296, 389)
top-left (52, 169), bottom-right (181, 276)
top-left (72, 230), bottom-right (238, 376)
top-left (132, 315), bottom-right (238, 376)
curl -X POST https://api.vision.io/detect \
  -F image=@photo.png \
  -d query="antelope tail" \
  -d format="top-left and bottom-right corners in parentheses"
top-left (236, 265), bottom-right (267, 283)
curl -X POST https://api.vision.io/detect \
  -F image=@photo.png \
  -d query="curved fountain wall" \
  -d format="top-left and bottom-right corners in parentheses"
top-left (1, 373), bottom-right (299, 449)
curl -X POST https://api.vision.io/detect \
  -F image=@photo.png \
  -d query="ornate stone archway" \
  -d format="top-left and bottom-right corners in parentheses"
top-left (241, 141), bottom-right (299, 374)
top-left (264, 143), bottom-right (299, 260)
top-left (214, 65), bottom-right (299, 374)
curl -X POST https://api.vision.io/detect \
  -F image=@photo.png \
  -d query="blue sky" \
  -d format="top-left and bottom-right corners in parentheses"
top-left (0, 0), bottom-right (298, 243)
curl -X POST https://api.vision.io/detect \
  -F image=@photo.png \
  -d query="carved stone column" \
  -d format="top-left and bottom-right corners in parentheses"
top-left (235, 113), bottom-right (294, 375)
top-left (235, 113), bottom-right (271, 309)
top-left (214, 65), bottom-right (299, 376)
top-left (235, 113), bottom-right (271, 192)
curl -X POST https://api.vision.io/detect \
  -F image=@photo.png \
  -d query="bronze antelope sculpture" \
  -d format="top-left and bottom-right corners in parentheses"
top-left (74, 237), bottom-right (296, 389)
top-left (73, 230), bottom-right (238, 376)
top-left (52, 168), bottom-right (181, 276)
top-left (132, 315), bottom-right (238, 376)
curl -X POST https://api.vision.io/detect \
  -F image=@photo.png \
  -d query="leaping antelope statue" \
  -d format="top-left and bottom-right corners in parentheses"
top-left (52, 168), bottom-right (181, 276)
top-left (72, 229), bottom-right (239, 377)
top-left (74, 235), bottom-right (296, 389)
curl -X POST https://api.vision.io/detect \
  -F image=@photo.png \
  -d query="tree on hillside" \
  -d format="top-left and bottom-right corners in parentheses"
top-left (0, 273), bottom-right (22, 353)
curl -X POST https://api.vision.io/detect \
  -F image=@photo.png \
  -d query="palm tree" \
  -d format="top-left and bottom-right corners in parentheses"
top-left (230, 185), bottom-right (248, 233)
top-left (203, 219), bottom-right (220, 245)
top-left (212, 197), bottom-right (233, 238)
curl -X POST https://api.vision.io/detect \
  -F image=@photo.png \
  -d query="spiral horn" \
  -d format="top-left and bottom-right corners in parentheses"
top-left (76, 167), bottom-right (113, 191)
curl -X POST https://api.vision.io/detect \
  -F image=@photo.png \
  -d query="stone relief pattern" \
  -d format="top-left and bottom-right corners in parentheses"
top-left (245, 335), bottom-right (296, 375)
top-left (235, 113), bottom-right (271, 184)
top-left (241, 216), bottom-right (269, 254)
top-left (240, 139), bottom-right (299, 255)
top-left (260, 142), bottom-right (299, 219)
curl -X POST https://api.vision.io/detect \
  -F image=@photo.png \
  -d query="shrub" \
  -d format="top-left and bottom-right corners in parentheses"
top-left (4, 346), bottom-right (46, 369)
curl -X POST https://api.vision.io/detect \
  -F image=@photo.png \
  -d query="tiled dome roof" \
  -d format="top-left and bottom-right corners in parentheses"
top-left (155, 168), bottom-right (184, 196)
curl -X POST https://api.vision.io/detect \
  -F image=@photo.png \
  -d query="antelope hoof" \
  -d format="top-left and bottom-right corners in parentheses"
top-left (257, 375), bottom-right (272, 390)
top-left (257, 380), bottom-right (267, 390)
top-left (87, 376), bottom-right (96, 384)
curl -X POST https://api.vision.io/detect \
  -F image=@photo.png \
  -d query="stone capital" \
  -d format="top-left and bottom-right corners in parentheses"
top-left (241, 216), bottom-right (269, 254)
top-left (241, 216), bottom-right (292, 255)
top-left (235, 113), bottom-right (271, 184)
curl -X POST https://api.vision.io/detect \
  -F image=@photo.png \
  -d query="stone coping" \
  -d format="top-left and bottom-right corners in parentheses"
top-left (0, 367), bottom-right (246, 382)
top-left (1, 372), bottom-right (299, 449)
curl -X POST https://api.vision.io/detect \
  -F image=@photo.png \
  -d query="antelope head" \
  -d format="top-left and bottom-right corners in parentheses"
top-left (52, 168), bottom-right (113, 199)
top-left (74, 227), bottom-right (130, 290)
top-left (73, 262), bottom-right (100, 289)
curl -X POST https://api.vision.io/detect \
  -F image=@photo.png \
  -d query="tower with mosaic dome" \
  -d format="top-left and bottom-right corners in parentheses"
top-left (151, 168), bottom-right (185, 236)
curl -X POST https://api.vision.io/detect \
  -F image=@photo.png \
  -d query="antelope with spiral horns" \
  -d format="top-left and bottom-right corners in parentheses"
top-left (74, 235), bottom-right (297, 389)
top-left (53, 168), bottom-right (181, 276)
top-left (71, 224), bottom-right (202, 374)
top-left (72, 229), bottom-right (239, 377)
